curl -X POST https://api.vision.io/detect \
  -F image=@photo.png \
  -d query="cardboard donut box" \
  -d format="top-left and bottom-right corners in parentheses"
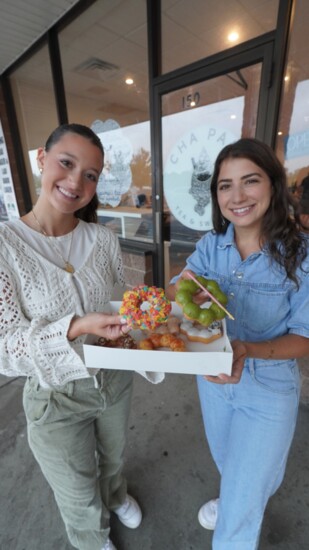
top-left (83, 302), bottom-right (233, 376)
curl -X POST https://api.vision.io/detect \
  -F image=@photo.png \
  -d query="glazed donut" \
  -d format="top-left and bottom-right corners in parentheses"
top-left (139, 332), bottom-right (186, 352)
top-left (175, 275), bottom-right (228, 327)
top-left (119, 285), bottom-right (172, 330)
top-left (180, 319), bottom-right (223, 344)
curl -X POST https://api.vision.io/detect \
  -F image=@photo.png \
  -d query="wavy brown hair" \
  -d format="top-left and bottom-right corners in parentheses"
top-left (210, 138), bottom-right (307, 286)
top-left (45, 123), bottom-right (104, 223)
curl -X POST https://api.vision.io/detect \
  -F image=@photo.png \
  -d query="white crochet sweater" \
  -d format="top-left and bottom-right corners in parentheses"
top-left (0, 222), bottom-right (124, 387)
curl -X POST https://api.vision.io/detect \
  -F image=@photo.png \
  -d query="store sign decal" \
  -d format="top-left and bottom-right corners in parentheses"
top-left (164, 125), bottom-right (237, 231)
top-left (284, 130), bottom-right (309, 160)
top-left (91, 119), bottom-right (133, 207)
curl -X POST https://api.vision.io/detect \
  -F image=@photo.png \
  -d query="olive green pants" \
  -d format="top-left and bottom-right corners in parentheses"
top-left (23, 370), bottom-right (134, 550)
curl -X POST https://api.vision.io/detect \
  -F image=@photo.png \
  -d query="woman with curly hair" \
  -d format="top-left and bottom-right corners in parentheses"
top-left (167, 138), bottom-right (309, 549)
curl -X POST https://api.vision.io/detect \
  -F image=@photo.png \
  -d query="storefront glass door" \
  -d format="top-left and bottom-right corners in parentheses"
top-left (159, 62), bottom-right (264, 286)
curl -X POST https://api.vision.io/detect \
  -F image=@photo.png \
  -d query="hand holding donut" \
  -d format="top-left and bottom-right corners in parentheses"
top-left (175, 271), bottom-right (228, 327)
top-left (67, 312), bottom-right (129, 341)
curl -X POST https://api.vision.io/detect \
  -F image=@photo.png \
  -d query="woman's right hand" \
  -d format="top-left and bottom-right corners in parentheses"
top-left (67, 312), bottom-right (129, 341)
top-left (175, 270), bottom-right (210, 306)
top-left (204, 339), bottom-right (248, 385)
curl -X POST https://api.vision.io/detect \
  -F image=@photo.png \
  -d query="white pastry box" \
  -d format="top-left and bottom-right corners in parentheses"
top-left (83, 302), bottom-right (233, 376)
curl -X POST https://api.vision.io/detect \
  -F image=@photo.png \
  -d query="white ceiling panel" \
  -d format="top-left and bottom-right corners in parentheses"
top-left (0, 0), bottom-right (80, 74)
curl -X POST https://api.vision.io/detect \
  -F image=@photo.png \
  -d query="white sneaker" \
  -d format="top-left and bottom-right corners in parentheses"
top-left (101, 538), bottom-right (117, 550)
top-left (114, 494), bottom-right (142, 529)
top-left (198, 498), bottom-right (219, 530)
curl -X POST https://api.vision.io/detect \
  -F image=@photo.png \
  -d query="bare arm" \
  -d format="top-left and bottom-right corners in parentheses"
top-left (206, 333), bottom-right (309, 385)
top-left (244, 333), bottom-right (309, 361)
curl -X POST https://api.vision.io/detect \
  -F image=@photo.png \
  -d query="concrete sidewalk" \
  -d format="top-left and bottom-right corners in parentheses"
top-left (0, 369), bottom-right (308, 550)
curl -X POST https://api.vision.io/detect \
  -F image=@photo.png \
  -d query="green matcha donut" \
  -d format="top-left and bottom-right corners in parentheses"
top-left (175, 275), bottom-right (228, 327)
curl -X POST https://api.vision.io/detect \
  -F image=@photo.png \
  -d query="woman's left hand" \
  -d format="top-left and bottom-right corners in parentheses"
top-left (204, 339), bottom-right (247, 384)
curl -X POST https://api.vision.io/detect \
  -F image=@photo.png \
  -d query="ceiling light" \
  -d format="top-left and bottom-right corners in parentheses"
top-left (190, 101), bottom-right (196, 107)
top-left (230, 114), bottom-right (236, 119)
top-left (277, 131), bottom-right (283, 135)
top-left (284, 75), bottom-right (290, 81)
top-left (125, 77), bottom-right (134, 85)
top-left (228, 31), bottom-right (239, 43)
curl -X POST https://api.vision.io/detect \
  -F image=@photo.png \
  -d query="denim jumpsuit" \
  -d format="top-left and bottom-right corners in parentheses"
top-left (173, 223), bottom-right (309, 549)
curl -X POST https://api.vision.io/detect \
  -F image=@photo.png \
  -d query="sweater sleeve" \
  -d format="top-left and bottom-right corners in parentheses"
top-left (0, 262), bottom-right (89, 386)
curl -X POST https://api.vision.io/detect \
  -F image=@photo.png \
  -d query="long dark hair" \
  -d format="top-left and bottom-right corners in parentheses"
top-left (45, 123), bottom-right (104, 223)
top-left (210, 138), bottom-right (307, 285)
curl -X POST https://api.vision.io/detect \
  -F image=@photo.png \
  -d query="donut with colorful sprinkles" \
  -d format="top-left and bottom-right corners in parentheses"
top-left (119, 285), bottom-right (172, 330)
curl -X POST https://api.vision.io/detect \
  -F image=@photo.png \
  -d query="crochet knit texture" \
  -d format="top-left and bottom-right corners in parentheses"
top-left (0, 222), bottom-right (124, 387)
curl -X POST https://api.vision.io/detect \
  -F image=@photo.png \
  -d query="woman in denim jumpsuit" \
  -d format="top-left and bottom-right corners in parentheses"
top-left (167, 138), bottom-right (309, 549)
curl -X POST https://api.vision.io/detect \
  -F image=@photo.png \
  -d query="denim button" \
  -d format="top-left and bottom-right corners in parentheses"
top-left (236, 272), bottom-right (243, 279)
top-left (230, 292), bottom-right (235, 297)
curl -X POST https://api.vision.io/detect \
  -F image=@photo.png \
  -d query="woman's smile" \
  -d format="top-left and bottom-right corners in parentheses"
top-left (57, 186), bottom-right (79, 200)
top-left (230, 204), bottom-right (256, 217)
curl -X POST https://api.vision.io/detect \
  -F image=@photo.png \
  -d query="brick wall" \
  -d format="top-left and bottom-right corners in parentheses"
top-left (122, 250), bottom-right (153, 288)
top-left (111, 249), bottom-right (154, 301)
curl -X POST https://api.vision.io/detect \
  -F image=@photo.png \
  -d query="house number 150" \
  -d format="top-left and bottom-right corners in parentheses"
top-left (182, 92), bottom-right (200, 108)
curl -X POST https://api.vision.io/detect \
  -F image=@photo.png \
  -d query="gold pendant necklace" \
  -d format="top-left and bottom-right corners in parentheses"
top-left (63, 261), bottom-right (75, 274)
top-left (31, 210), bottom-right (75, 273)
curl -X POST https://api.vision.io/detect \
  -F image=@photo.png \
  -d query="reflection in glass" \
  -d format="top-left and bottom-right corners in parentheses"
top-left (161, 0), bottom-right (279, 73)
top-left (58, 0), bottom-right (153, 242)
top-left (276, 0), bottom-right (309, 198)
top-left (9, 45), bottom-right (58, 203)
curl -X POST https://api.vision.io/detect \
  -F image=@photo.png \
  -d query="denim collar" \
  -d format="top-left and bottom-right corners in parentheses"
top-left (216, 223), bottom-right (268, 256)
top-left (216, 223), bottom-right (234, 249)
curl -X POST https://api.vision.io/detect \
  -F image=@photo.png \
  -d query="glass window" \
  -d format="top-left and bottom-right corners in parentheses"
top-left (59, 0), bottom-right (153, 242)
top-left (0, 120), bottom-right (20, 220)
top-left (9, 44), bottom-right (59, 203)
top-left (161, 0), bottom-right (279, 73)
top-left (161, 64), bottom-right (262, 284)
top-left (275, 0), bottom-right (309, 200)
